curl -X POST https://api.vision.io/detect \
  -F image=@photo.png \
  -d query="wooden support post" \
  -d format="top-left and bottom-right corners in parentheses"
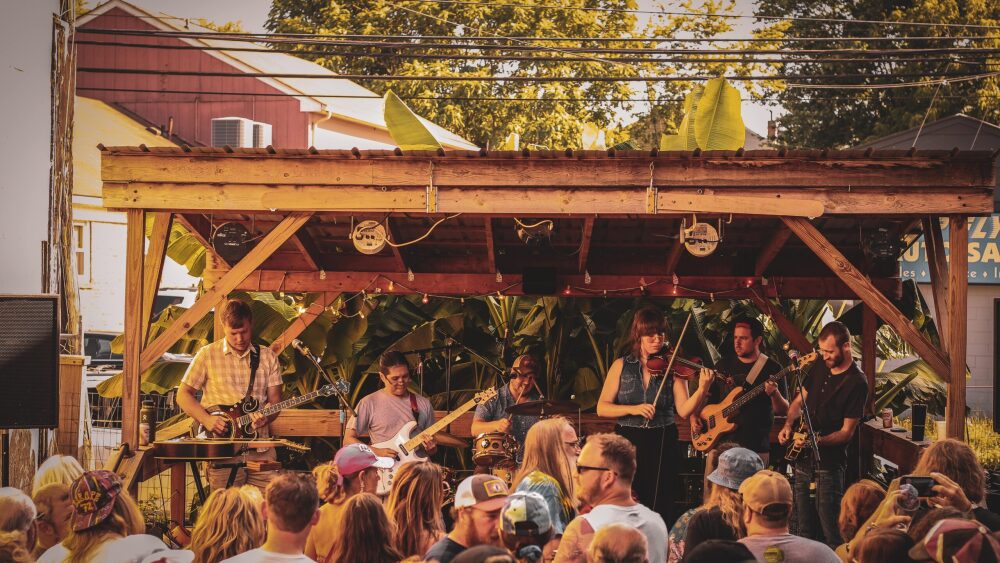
top-left (783, 217), bottom-right (951, 380)
top-left (123, 209), bottom-right (145, 450)
top-left (141, 212), bottom-right (173, 343)
top-left (140, 212), bottom-right (313, 373)
top-left (170, 463), bottom-right (186, 527)
top-left (946, 216), bottom-right (968, 440)
top-left (270, 292), bottom-right (340, 354)
top-left (747, 292), bottom-right (813, 353)
top-left (204, 249), bottom-right (230, 342)
top-left (578, 217), bottom-right (594, 273)
top-left (484, 217), bottom-right (497, 274)
top-left (290, 232), bottom-right (322, 271)
top-left (923, 217), bottom-right (951, 344)
top-left (862, 304), bottom-right (878, 417)
top-left (755, 225), bottom-right (792, 277)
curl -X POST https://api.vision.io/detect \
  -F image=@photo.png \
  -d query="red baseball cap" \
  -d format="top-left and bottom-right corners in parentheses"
top-left (70, 470), bottom-right (122, 532)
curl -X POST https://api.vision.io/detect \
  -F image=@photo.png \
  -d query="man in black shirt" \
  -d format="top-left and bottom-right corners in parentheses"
top-left (778, 321), bottom-right (868, 547)
top-left (700, 317), bottom-right (789, 494)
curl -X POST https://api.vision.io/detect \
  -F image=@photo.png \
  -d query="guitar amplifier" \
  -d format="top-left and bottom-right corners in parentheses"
top-left (0, 294), bottom-right (60, 428)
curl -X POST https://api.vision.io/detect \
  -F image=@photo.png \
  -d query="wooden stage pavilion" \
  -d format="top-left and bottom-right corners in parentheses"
top-left (99, 145), bottom-right (995, 505)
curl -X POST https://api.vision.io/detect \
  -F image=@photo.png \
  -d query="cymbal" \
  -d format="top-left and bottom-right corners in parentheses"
top-left (506, 399), bottom-right (580, 417)
top-left (433, 432), bottom-right (469, 448)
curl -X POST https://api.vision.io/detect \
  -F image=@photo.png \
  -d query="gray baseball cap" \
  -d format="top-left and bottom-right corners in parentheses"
top-left (708, 447), bottom-right (763, 490)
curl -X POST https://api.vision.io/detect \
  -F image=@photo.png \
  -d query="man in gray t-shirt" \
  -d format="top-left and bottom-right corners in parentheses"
top-left (737, 470), bottom-right (840, 563)
top-left (345, 351), bottom-right (436, 459)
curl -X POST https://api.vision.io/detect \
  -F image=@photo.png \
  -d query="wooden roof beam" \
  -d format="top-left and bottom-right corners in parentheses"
top-left (289, 229), bottom-right (323, 271)
top-left (270, 292), bottom-right (341, 355)
top-left (384, 218), bottom-right (409, 273)
top-left (484, 217), bottom-right (497, 274)
top-left (754, 224), bottom-right (792, 277)
top-left (174, 213), bottom-right (231, 269)
top-left (923, 216), bottom-right (950, 343)
top-left (578, 217), bottom-right (594, 273)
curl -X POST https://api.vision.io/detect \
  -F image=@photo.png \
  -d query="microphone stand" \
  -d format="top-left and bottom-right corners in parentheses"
top-left (434, 326), bottom-right (507, 380)
top-left (292, 342), bottom-right (356, 444)
top-left (789, 353), bottom-right (822, 465)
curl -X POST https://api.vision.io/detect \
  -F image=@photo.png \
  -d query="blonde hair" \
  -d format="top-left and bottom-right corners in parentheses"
top-left (702, 483), bottom-right (745, 538)
top-left (32, 455), bottom-right (84, 495)
top-left (328, 493), bottom-right (404, 563)
top-left (913, 438), bottom-right (986, 504)
top-left (189, 487), bottom-right (265, 563)
top-left (385, 461), bottom-right (445, 558)
top-left (0, 531), bottom-right (32, 563)
top-left (838, 479), bottom-right (885, 540)
top-left (312, 461), bottom-right (369, 505)
top-left (62, 490), bottom-right (145, 563)
top-left (512, 417), bottom-right (576, 506)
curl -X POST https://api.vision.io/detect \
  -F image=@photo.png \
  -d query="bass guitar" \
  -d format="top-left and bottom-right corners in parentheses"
top-left (691, 351), bottom-right (817, 452)
top-left (374, 387), bottom-right (498, 495)
top-left (194, 382), bottom-right (346, 439)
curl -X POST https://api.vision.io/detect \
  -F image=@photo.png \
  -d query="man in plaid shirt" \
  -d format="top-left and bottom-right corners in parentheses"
top-left (177, 299), bottom-right (283, 490)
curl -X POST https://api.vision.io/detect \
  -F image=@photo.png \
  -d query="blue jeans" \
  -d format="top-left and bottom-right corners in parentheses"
top-left (793, 462), bottom-right (845, 547)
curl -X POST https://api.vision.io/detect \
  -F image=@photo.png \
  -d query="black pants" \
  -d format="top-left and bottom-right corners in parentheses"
top-left (616, 423), bottom-right (679, 526)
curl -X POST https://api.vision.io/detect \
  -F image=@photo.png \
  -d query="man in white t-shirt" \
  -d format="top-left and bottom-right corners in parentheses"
top-left (554, 433), bottom-right (668, 563)
top-left (222, 472), bottom-right (320, 563)
top-left (737, 470), bottom-right (840, 563)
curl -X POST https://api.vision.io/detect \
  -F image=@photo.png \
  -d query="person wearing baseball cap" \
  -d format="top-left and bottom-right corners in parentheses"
top-left (682, 447), bottom-right (764, 555)
top-left (500, 491), bottom-right (553, 562)
top-left (37, 470), bottom-right (168, 563)
top-left (908, 518), bottom-right (1000, 563)
top-left (426, 474), bottom-right (510, 563)
top-left (472, 354), bottom-right (544, 462)
top-left (305, 444), bottom-right (395, 561)
top-left (737, 470), bottom-right (840, 563)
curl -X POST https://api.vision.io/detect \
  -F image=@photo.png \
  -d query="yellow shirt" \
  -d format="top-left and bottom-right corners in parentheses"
top-left (304, 497), bottom-right (350, 563)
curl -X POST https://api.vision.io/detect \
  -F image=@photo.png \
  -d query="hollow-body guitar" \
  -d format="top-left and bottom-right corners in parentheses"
top-left (194, 382), bottom-right (344, 439)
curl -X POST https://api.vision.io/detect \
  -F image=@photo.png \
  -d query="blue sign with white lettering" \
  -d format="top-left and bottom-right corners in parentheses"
top-left (899, 215), bottom-right (1000, 284)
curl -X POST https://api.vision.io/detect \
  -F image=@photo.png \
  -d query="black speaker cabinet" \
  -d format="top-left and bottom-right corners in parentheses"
top-left (0, 295), bottom-right (60, 428)
top-left (522, 267), bottom-right (557, 295)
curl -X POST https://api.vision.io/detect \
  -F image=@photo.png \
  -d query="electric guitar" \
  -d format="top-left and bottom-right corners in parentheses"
top-left (194, 382), bottom-right (345, 439)
top-left (691, 351), bottom-right (817, 452)
top-left (374, 387), bottom-right (498, 495)
top-left (784, 419), bottom-right (812, 462)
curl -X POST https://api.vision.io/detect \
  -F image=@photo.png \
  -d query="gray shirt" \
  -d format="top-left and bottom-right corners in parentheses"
top-left (473, 383), bottom-right (540, 448)
top-left (739, 533), bottom-right (840, 563)
top-left (346, 390), bottom-right (435, 444)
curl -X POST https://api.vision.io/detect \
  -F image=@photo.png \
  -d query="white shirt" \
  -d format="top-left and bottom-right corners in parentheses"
top-left (582, 504), bottom-right (668, 563)
top-left (38, 534), bottom-right (168, 563)
top-left (221, 547), bottom-right (316, 563)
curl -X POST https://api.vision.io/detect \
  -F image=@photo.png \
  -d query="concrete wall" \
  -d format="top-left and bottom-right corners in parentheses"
top-left (0, 1), bottom-right (60, 294)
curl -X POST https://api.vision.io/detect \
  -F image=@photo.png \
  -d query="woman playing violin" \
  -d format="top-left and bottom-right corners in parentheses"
top-left (597, 305), bottom-right (715, 525)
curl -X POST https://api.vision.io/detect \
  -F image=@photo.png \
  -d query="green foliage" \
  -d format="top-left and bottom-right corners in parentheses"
top-left (753, 0), bottom-right (1000, 147)
top-left (383, 90), bottom-right (443, 150)
top-left (265, 0), bottom-right (757, 149)
top-left (660, 78), bottom-right (746, 150)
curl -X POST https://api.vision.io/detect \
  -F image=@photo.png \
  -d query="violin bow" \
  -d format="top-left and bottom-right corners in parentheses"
top-left (643, 311), bottom-right (693, 429)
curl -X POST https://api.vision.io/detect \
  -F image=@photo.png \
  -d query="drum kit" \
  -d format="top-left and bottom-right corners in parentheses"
top-left (470, 398), bottom-right (579, 486)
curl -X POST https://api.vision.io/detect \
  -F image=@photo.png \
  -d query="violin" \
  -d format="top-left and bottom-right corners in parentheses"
top-left (646, 347), bottom-right (730, 382)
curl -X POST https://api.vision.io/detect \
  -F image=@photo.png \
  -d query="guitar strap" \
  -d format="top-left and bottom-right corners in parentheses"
top-left (409, 393), bottom-right (420, 422)
top-left (744, 353), bottom-right (769, 387)
top-left (244, 344), bottom-right (260, 399)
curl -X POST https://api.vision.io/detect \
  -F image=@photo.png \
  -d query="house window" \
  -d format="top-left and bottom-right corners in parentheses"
top-left (74, 222), bottom-right (91, 287)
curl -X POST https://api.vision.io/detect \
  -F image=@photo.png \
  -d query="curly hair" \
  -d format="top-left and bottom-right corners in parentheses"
top-left (913, 439), bottom-right (986, 504)
top-left (327, 493), bottom-right (404, 563)
top-left (0, 531), bottom-right (32, 563)
top-left (189, 487), bottom-right (265, 563)
top-left (385, 461), bottom-right (445, 559)
top-left (838, 479), bottom-right (886, 541)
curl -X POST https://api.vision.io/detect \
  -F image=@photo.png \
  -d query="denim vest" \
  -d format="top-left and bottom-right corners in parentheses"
top-left (616, 355), bottom-right (675, 428)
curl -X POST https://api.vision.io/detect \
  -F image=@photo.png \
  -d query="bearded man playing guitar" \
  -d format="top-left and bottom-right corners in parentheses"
top-left (344, 350), bottom-right (437, 463)
top-left (697, 317), bottom-right (788, 490)
top-left (177, 299), bottom-right (283, 491)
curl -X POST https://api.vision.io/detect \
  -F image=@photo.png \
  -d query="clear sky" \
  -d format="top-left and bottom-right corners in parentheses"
top-left (109, 0), bottom-right (775, 136)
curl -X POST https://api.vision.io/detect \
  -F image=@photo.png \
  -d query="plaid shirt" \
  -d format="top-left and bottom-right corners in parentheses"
top-left (181, 339), bottom-right (282, 410)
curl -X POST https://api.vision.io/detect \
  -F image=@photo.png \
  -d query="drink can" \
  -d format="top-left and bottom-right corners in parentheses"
top-left (881, 407), bottom-right (893, 429)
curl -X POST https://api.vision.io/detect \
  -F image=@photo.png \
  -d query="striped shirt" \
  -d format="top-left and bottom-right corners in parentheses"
top-left (181, 339), bottom-right (283, 434)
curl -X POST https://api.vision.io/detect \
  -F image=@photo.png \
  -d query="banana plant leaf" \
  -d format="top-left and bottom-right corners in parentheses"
top-left (694, 77), bottom-right (745, 151)
top-left (96, 354), bottom-right (193, 397)
top-left (384, 90), bottom-right (442, 151)
top-left (498, 132), bottom-right (519, 151)
top-left (875, 359), bottom-right (948, 415)
top-left (582, 122), bottom-right (606, 150)
top-left (659, 86), bottom-right (704, 151)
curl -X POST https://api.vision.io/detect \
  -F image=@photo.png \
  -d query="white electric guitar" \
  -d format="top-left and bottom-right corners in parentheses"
top-left (374, 387), bottom-right (497, 495)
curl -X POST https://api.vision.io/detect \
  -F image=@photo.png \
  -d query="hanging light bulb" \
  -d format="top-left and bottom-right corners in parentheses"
top-left (563, 285), bottom-right (572, 296)
top-left (407, 268), bottom-right (415, 282)
top-left (388, 280), bottom-right (395, 292)
top-left (422, 293), bottom-right (430, 304)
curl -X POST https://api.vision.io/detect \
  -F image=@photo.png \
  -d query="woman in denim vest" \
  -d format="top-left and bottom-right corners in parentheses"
top-left (596, 305), bottom-right (715, 526)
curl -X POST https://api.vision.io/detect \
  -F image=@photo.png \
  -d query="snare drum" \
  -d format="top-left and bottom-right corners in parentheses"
top-left (490, 462), bottom-right (517, 488)
top-left (473, 432), bottom-right (517, 466)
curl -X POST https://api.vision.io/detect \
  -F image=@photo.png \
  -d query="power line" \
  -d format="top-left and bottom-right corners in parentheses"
top-left (72, 40), bottom-right (997, 66)
top-left (76, 67), bottom-right (996, 84)
top-left (402, 0), bottom-right (1000, 30)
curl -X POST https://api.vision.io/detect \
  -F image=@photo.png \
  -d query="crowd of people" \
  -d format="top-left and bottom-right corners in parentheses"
top-left (1, 434), bottom-right (999, 562)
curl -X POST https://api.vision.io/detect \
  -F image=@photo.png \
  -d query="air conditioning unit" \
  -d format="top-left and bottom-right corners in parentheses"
top-left (253, 122), bottom-right (273, 148)
top-left (211, 117), bottom-right (254, 147)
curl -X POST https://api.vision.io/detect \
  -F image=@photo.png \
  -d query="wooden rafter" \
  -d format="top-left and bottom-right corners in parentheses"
top-left (290, 230), bottom-right (323, 271)
top-left (139, 212), bottom-right (314, 373)
top-left (384, 218), bottom-right (409, 273)
top-left (270, 292), bottom-right (341, 355)
top-left (945, 216), bottom-right (968, 439)
top-left (665, 219), bottom-right (684, 275)
top-left (923, 217), bottom-right (951, 343)
top-left (783, 217), bottom-right (950, 380)
top-left (141, 212), bottom-right (172, 344)
top-left (754, 225), bottom-right (792, 277)
top-left (578, 217), bottom-right (594, 273)
top-left (484, 217), bottom-right (497, 274)
top-left (747, 292), bottom-right (813, 353)
top-left (174, 213), bottom-right (232, 269)
top-left (122, 209), bottom-right (145, 449)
